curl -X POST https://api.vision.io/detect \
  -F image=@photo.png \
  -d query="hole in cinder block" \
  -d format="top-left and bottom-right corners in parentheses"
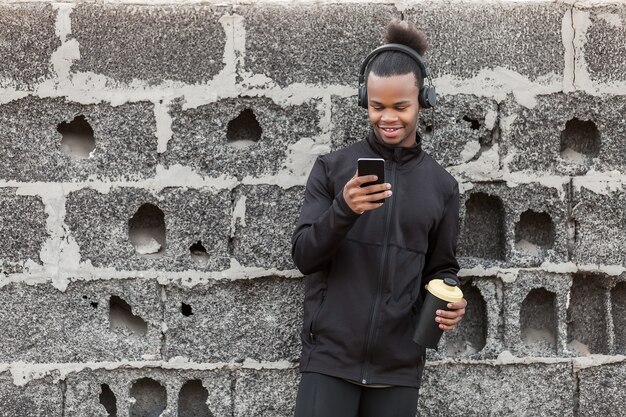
top-left (520, 288), bottom-right (557, 353)
top-left (181, 302), bottom-right (193, 317)
top-left (568, 274), bottom-right (609, 355)
top-left (445, 282), bottom-right (487, 356)
top-left (227, 108), bottom-right (262, 149)
top-left (612, 282), bottom-right (626, 354)
top-left (129, 203), bottom-right (166, 256)
top-left (560, 118), bottom-right (600, 163)
top-left (462, 115), bottom-right (481, 130)
top-left (459, 193), bottom-right (505, 260)
top-left (514, 210), bottom-right (555, 255)
top-left (57, 115), bottom-right (96, 159)
top-left (99, 384), bottom-right (117, 417)
top-left (109, 296), bottom-right (147, 336)
top-left (178, 380), bottom-right (212, 417)
top-left (190, 240), bottom-right (209, 265)
top-left (129, 378), bottom-right (167, 417)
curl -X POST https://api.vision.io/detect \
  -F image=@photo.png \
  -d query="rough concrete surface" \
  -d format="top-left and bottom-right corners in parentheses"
top-left (64, 367), bottom-right (233, 417)
top-left (0, 189), bottom-right (47, 274)
top-left (572, 185), bottom-right (626, 266)
top-left (458, 182), bottom-right (569, 269)
top-left (71, 4), bottom-right (229, 85)
top-left (163, 277), bottom-right (303, 363)
top-left (239, 4), bottom-right (398, 86)
top-left (234, 368), bottom-right (299, 417)
top-left (418, 362), bottom-right (576, 417)
top-left (585, 6), bottom-right (626, 85)
top-left (0, 372), bottom-right (63, 417)
top-left (0, 3), bottom-right (59, 87)
top-left (0, 96), bottom-right (158, 182)
top-left (65, 187), bottom-right (231, 272)
top-left (578, 363), bottom-right (626, 417)
top-left (404, 2), bottom-right (567, 81)
top-left (165, 97), bottom-right (321, 179)
top-left (501, 93), bottom-right (626, 175)
top-left (0, 279), bottom-right (162, 363)
top-left (231, 185), bottom-right (304, 270)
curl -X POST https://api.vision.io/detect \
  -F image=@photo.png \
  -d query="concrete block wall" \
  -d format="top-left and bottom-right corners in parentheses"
top-left (0, 0), bottom-right (624, 415)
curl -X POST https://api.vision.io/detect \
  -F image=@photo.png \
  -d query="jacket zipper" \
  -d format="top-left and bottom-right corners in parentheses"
top-left (309, 290), bottom-right (326, 344)
top-left (360, 161), bottom-right (397, 384)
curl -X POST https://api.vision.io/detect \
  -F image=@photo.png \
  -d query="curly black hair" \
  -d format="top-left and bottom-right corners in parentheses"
top-left (366, 19), bottom-right (429, 87)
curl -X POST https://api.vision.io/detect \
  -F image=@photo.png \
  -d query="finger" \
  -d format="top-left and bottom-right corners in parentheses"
top-left (440, 324), bottom-right (457, 332)
top-left (436, 316), bottom-right (462, 326)
top-left (360, 183), bottom-right (392, 194)
top-left (363, 190), bottom-right (392, 202)
top-left (447, 300), bottom-right (467, 309)
top-left (436, 309), bottom-right (465, 319)
top-left (352, 175), bottom-right (379, 187)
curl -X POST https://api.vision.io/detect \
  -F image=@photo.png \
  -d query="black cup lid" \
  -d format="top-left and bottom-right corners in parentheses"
top-left (443, 277), bottom-right (458, 287)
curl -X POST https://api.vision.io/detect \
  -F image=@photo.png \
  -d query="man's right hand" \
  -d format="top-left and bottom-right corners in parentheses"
top-left (342, 170), bottom-right (392, 215)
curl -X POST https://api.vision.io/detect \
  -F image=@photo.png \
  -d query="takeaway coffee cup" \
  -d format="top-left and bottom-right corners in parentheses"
top-left (412, 277), bottom-right (464, 349)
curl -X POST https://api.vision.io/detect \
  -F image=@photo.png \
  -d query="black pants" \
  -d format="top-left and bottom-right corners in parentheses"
top-left (294, 372), bottom-right (419, 417)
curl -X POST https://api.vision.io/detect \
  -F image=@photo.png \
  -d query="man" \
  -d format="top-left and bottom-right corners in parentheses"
top-left (291, 20), bottom-right (467, 417)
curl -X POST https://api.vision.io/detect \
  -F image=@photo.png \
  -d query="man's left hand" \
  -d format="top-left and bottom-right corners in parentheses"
top-left (435, 299), bottom-right (467, 332)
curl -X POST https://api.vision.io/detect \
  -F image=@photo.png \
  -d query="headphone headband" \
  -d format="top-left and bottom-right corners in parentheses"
top-left (357, 43), bottom-right (436, 110)
top-left (358, 43), bottom-right (431, 85)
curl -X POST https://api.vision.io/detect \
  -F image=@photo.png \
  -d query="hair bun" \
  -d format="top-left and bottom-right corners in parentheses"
top-left (384, 19), bottom-right (428, 56)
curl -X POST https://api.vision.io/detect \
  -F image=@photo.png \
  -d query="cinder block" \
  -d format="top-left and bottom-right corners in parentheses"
top-left (435, 276), bottom-right (503, 360)
top-left (502, 271), bottom-right (571, 357)
top-left (0, 372), bottom-right (63, 416)
top-left (458, 182), bottom-right (569, 269)
top-left (566, 273), bottom-right (612, 356)
top-left (500, 93), bottom-right (626, 175)
top-left (163, 277), bottom-right (303, 363)
top-left (404, 2), bottom-right (567, 81)
top-left (0, 279), bottom-right (162, 363)
top-left (239, 4), bottom-right (398, 86)
top-left (165, 97), bottom-right (321, 179)
top-left (330, 96), bottom-right (369, 151)
top-left (419, 362), bottom-right (575, 416)
top-left (421, 95), bottom-right (499, 168)
top-left (578, 362), bottom-right (626, 417)
top-left (64, 367), bottom-right (233, 417)
top-left (572, 185), bottom-right (626, 265)
top-left (0, 189), bottom-right (47, 274)
top-left (0, 3), bottom-right (59, 86)
top-left (71, 4), bottom-right (228, 84)
top-left (234, 368), bottom-right (299, 417)
top-left (584, 6), bottom-right (626, 85)
top-left (65, 187), bottom-right (231, 271)
top-left (0, 97), bottom-right (158, 182)
top-left (231, 185), bottom-right (304, 270)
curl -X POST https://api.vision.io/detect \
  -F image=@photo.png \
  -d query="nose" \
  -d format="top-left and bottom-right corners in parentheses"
top-left (380, 109), bottom-right (398, 123)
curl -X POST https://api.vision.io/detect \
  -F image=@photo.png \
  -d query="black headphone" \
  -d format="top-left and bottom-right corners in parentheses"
top-left (357, 43), bottom-right (437, 110)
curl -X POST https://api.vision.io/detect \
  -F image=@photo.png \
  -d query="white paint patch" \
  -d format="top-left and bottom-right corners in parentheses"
top-left (572, 9), bottom-right (595, 93)
top-left (0, 86), bottom-right (28, 104)
top-left (539, 261), bottom-right (578, 274)
top-left (49, 38), bottom-right (80, 82)
top-left (562, 7), bottom-right (576, 92)
top-left (460, 140), bottom-right (481, 163)
top-left (435, 68), bottom-right (562, 109)
top-left (484, 109), bottom-right (498, 130)
top-left (577, 264), bottom-right (626, 276)
top-left (450, 144), bottom-right (501, 181)
top-left (573, 354), bottom-right (626, 371)
top-left (53, 3), bottom-right (74, 43)
top-left (154, 100), bottom-right (173, 153)
top-left (230, 194), bottom-right (247, 237)
top-left (283, 136), bottom-right (330, 180)
top-left (597, 12), bottom-right (623, 27)
top-left (572, 170), bottom-right (626, 195)
top-left (151, 165), bottom-right (238, 191)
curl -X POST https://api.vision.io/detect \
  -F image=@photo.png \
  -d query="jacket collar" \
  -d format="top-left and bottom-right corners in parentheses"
top-left (365, 129), bottom-right (423, 164)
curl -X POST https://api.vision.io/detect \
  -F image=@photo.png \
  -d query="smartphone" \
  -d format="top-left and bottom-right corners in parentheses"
top-left (358, 158), bottom-right (385, 204)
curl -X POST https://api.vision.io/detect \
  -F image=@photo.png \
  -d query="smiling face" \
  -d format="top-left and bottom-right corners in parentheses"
top-left (366, 72), bottom-right (421, 148)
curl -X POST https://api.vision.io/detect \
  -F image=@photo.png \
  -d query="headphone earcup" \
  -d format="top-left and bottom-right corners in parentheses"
top-left (419, 86), bottom-right (437, 109)
top-left (358, 84), bottom-right (368, 109)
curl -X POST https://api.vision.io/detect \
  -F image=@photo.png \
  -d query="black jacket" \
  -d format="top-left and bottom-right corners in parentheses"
top-left (292, 130), bottom-right (460, 388)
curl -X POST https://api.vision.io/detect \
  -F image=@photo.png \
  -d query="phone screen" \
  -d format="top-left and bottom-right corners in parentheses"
top-left (358, 158), bottom-right (385, 203)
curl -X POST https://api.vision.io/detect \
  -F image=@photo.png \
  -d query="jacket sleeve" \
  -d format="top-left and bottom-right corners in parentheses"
top-left (422, 182), bottom-right (461, 285)
top-left (291, 156), bottom-right (361, 275)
